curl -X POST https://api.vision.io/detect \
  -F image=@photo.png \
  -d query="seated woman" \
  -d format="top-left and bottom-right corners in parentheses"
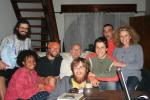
top-left (4, 50), bottom-right (56, 100)
top-left (113, 26), bottom-right (143, 90)
top-left (88, 37), bottom-right (126, 90)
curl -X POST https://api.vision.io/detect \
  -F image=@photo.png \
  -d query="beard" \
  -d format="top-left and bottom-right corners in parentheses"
top-left (73, 73), bottom-right (88, 84)
top-left (48, 50), bottom-right (59, 57)
top-left (47, 52), bottom-right (59, 59)
top-left (16, 31), bottom-right (28, 40)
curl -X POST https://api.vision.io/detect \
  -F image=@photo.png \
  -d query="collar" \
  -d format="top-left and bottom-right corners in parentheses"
top-left (71, 77), bottom-right (86, 89)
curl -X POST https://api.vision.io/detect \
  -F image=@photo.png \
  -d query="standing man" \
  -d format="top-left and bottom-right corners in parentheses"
top-left (59, 43), bottom-right (82, 79)
top-left (103, 24), bottom-right (116, 57)
top-left (0, 20), bottom-right (32, 100)
top-left (36, 42), bottom-right (63, 78)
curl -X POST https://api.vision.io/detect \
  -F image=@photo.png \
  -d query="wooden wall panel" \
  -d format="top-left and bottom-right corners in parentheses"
top-left (130, 16), bottom-right (150, 70)
top-left (61, 4), bottom-right (136, 13)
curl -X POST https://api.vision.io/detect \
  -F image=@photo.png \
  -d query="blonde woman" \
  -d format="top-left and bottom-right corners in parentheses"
top-left (113, 25), bottom-right (144, 90)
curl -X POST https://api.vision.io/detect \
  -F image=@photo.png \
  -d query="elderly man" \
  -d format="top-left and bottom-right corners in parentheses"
top-left (0, 19), bottom-right (32, 100)
top-left (36, 42), bottom-right (63, 77)
top-left (59, 43), bottom-right (82, 78)
top-left (47, 57), bottom-right (90, 100)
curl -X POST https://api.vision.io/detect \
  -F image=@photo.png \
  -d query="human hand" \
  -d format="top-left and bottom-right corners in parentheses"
top-left (88, 72), bottom-right (96, 77)
top-left (45, 76), bottom-right (56, 89)
top-left (38, 83), bottom-right (45, 91)
top-left (113, 61), bottom-right (126, 68)
top-left (88, 76), bottom-right (99, 87)
top-left (120, 63), bottom-right (126, 67)
top-left (41, 76), bottom-right (56, 92)
top-left (0, 60), bottom-right (9, 70)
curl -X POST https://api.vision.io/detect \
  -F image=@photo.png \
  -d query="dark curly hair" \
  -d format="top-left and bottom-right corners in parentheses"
top-left (17, 50), bottom-right (38, 67)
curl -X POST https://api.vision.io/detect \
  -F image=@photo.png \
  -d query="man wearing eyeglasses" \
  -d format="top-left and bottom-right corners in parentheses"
top-left (47, 57), bottom-right (90, 100)
top-left (0, 19), bottom-right (32, 100)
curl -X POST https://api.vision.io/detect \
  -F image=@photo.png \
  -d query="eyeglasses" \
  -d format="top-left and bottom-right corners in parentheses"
top-left (74, 66), bottom-right (85, 71)
top-left (19, 27), bottom-right (29, 30)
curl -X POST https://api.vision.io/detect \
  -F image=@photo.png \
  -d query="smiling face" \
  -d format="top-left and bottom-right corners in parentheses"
top-left (72, 61), bottom-right (87, 83)
top-left (70, 44), bottom-right (82, 59)
top-left (119, 30), bottom-right (131, 47)
top-left (16, 23), bottom-right (29, 40)
top-left (47, 42), bottom-right (60, 59)
top-left (23, 56), bottom-right (36, 70)
top-left (47, 46), bottom-right (60, 57)
top-left (103, 26), bottom-right (113, 40)
top-left (95, 42), bottom-right (107, 59)
top-left (18, 23), bottom-right (29, 35)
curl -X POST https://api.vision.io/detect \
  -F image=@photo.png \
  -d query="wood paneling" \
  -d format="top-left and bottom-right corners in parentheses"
top-left (61, 4), bottom-right (136, 13)
top-left (130, 16), bottom-right (150, 70)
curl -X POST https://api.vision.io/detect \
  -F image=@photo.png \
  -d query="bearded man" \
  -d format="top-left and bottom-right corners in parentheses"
top-left (36, 42), bottom-right (63, 77)
top-left (0, 19), bottom-right (32, 100)
top-left (47, 57), bottom-right (90, 100)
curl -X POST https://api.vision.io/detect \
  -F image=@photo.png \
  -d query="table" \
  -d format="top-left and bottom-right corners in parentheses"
top-left (83, 89), bottom-right (150, 100)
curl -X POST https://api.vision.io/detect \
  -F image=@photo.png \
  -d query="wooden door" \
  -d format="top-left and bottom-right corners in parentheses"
top-left (130, 15), bottom-right (150, 70)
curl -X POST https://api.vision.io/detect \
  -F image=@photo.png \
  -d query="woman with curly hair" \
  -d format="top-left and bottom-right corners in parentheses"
top-left (5, 50), bottom-right (56, 100)
top-left (113, 25), bottom-right (144, 91)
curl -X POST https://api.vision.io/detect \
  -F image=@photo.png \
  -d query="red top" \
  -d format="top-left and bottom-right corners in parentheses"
top-left (5, 67), bottom-right (41, 100)
top-left (107, 39), bottom-right (116, 57)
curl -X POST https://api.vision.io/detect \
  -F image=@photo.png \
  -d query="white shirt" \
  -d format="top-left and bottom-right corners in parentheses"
top-left (59, 56), bottom-right (73, 79)
top-left (0, 35), bottom-right (31, 69)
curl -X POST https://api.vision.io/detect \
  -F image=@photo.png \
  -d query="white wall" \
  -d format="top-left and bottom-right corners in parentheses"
top-left (146, 0), bottom-right (150, 15)
top-left (0, 0), bottom-right (17, 42)
top-left (53, 0), bottom-right (146, 47)
top-left (0, 0), bottom-right (146, 47)
top-left (54, 0), bottom-right (146, 12)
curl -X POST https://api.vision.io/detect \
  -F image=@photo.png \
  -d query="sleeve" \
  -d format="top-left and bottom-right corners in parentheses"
top-left (113, 48), bottom-right (117, 59)
top-left (59, 59), bottom-right (67, 79)
top-left (35, 58), bottom-right (44, 76)
top-left (124, 45), bottom-right (143, 70)
top-left (0, 37), bottom-right (16, 69)
top-left (15, 71), bottom-right (40, 99)
top-left (0, 38), bottom-right (9, 59)
top-left (107, 57), bottom-right (116, 71)
top-left (28, 38), bottom-right (32, 50)
top-left (47, 78), bottom-right (68, 100)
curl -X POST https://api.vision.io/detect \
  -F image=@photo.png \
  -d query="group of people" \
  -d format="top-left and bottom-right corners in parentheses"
top-left (0, 20), bottom-right (143, 100)
top-left (87, 24), bottom-right (143, 91)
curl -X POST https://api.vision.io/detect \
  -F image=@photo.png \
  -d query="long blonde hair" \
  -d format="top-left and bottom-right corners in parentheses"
top-left (114, 25), bottom-right (140, 47)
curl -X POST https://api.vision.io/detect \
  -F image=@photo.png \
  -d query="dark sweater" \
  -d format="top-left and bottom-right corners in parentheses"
top-left (36, 55), bottom-right (63, 77)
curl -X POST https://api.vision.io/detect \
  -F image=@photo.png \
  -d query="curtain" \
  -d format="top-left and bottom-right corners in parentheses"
top-left (63, 12), bottom-right (134, 52)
